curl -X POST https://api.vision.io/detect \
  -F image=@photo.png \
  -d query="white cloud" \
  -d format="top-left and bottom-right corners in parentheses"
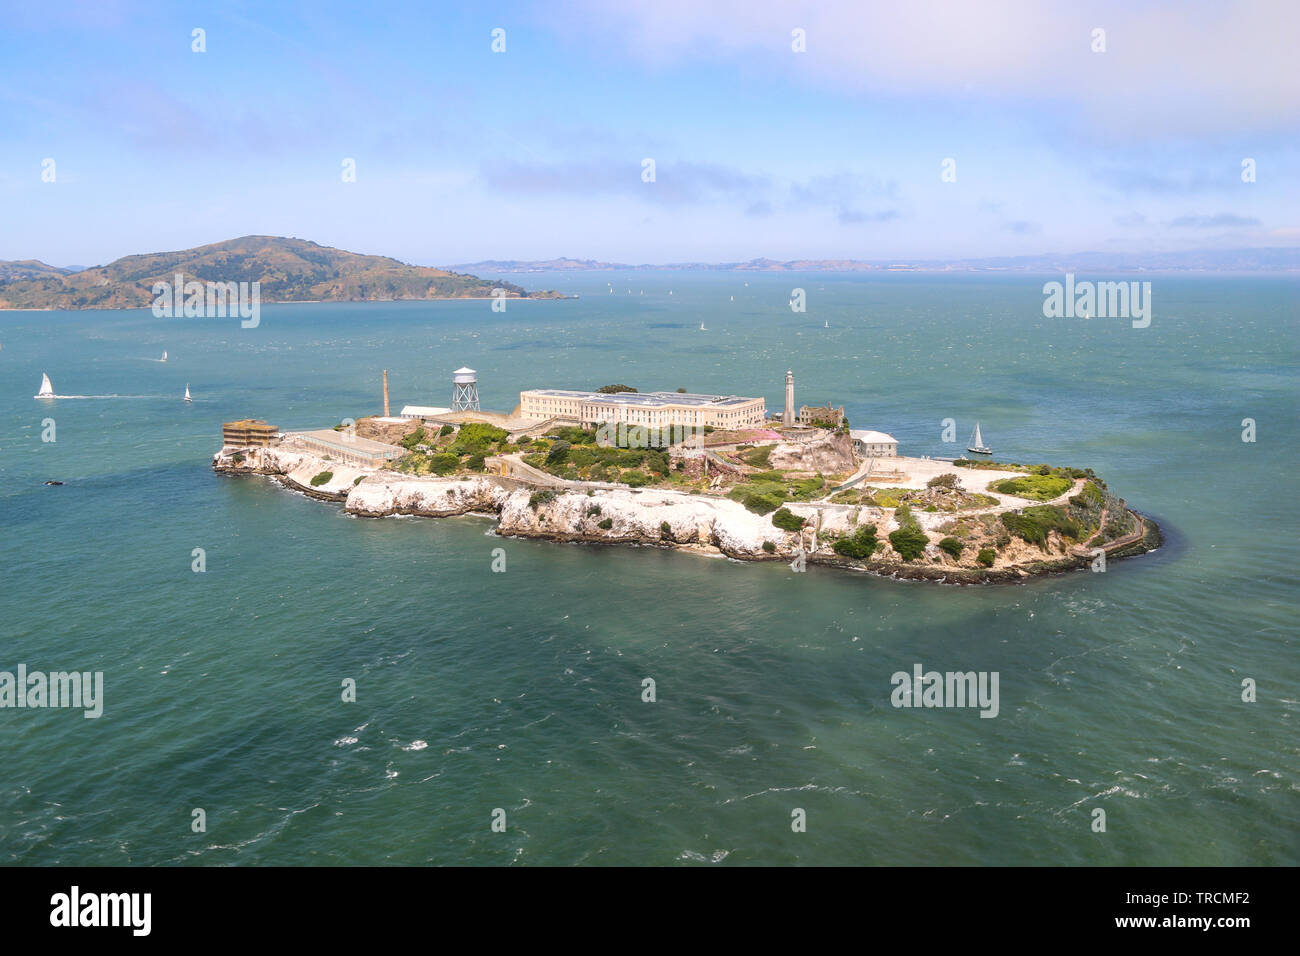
top-left (565, 0), bottom-right (1300, 138)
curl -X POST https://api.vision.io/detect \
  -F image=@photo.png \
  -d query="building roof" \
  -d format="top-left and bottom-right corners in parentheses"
top-left (292, 430), bottom-right (404, 457)
top-left (223, 418), bottom-right (274, 429)
top-left (399, 405), bottom-right (452, 416)
top-left (849, 429), bottom-right (897, 443)
top-left (525, 389), bottom-right (758, 408)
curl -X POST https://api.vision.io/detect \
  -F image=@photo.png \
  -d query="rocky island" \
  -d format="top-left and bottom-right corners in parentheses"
top-left (213, 414), bottom-right (1160, 584)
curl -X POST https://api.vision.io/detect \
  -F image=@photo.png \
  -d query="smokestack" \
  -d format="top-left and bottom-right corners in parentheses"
top-left (382, 369), bottom-right (390, 417)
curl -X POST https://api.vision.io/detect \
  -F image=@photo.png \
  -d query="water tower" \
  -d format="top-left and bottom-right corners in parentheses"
top-left (451, 367), bottom-right (480, 411)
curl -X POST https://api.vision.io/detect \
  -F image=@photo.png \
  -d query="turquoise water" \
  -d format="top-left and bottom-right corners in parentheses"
top-left (1, 273), bottom-right (1296, 865)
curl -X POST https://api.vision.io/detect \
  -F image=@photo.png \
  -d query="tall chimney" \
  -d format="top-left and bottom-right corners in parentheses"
top-left (382, 369), bottom-right (390, 417)
top-left (783, 369), bottom-right (794, 426)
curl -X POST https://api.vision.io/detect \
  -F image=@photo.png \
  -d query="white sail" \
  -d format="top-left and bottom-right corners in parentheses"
top-left (973, 423), bottom-right (983, 448)
top-left (36, 373), bottom-right (54, 397)
top-left (184, 385), bottom-right (192, 402)
top-left (161, 351), bottom-right (167, 362)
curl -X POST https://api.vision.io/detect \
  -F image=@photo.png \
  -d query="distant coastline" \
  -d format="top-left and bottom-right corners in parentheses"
top-left (449, 248), bottom-right (1300, 275)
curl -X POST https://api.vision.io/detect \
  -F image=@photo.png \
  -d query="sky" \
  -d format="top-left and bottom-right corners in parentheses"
top-left (1, 0), bottom-right (1297, 267)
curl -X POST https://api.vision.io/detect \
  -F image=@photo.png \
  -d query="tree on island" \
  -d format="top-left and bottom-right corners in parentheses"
top-left (596, 384), bottom-right (637, 393)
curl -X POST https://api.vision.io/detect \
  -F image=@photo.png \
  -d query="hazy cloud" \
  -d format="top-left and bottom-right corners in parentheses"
top-left (568, 0), bottom-right (1300, 139)
top-left (479, 158), bottom-right (767, 206)
top-left (1166, 213), bottom-right (1261, 228)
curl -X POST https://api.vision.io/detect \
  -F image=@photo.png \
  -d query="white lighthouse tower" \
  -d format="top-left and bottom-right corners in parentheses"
top-left (783, 369), bottom-right (795, 426)
top-left (451, 367), bottom-right (480, 411)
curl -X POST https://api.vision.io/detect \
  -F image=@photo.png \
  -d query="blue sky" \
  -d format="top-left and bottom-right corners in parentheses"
top-left (1, 0), bottom-right (1296, 266)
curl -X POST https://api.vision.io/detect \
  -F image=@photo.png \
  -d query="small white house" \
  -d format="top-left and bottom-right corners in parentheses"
top-left (850, 429), bottom-right (898, 457)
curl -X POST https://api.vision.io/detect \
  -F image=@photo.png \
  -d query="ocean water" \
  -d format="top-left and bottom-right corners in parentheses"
top-left (0, 272), bottom-right (1295, 866)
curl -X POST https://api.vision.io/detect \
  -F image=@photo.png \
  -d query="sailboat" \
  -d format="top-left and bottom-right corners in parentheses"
top-left (824, 320), bottom-right (829, 328)
top-left (35, 373), bottom-right (54, 398)
top-left (160, 351), bottom-right (167, 362)
top-left (184, 384), bottom-right (193, 403)
top-left (699, 321), bottom-right (707, 331)
top-left (967, 422), bottom-right (992, 455)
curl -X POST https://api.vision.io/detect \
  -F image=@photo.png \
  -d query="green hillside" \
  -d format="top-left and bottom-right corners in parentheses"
top-left (0, 236), bottom-right (565, 309)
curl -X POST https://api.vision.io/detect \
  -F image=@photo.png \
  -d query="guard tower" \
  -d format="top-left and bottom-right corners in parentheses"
top-left (451, 367), bottom-right (480, 411)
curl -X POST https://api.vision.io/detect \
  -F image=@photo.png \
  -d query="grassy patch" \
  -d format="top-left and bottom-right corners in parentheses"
top-left (989, 474), bottom-right (1073, 501)
top-left (310, 471), bottom-right (333, 487)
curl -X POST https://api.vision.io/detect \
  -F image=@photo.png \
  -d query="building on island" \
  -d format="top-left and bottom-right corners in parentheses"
top-left (519, 389), bottom-right (766, 430)
top-left (222, 419), bottom-right (279, 447)
top-left (850, 429), bottom-right (899, 457)
top-left (783, 370), bottom-right (795, 425)
top-left (399, 405), bottom-right (452, 419)
top-left (292, 430), bottom-right (405, 469)
top-left (799, 402), bottom-right (845, 427)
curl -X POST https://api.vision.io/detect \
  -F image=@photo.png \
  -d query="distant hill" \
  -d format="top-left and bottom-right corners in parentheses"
top-left (0, 260), bottom-right (72, 282)
top-left (451, 248), bottom-right (1300, 274)
top-left (0, 236), bottom-right (566, 310)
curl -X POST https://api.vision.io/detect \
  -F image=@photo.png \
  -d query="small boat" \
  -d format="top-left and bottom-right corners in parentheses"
top-left (699, 322), bottom-right (707, 331)
top-left (160, 351), bottom-right (167, 362)
top-left (967, 422), bottom-right (992, 455)
top-left (729, 295), bottom-right (734, 301)
top-left (45, 480), bottom-right (63, 486)
top-left (35, 373), bottom-right (54, 398)
top-left (824, 320), bottom-right (829, 328)
top-left (184, 384), bottom-right (193, 403)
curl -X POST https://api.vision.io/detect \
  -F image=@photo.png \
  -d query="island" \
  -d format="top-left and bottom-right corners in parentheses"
top-left (0, 236), bottom-right (567, 310)
top-left (212, 378), bottom-right (1160, 584)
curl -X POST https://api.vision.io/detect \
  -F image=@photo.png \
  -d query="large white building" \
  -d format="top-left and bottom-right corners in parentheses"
top-left (520, 389), bottom-right (766, 430)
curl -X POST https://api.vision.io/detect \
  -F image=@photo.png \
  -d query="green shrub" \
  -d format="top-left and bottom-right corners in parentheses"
top-left (353, 475), bottom-right (365, 486)
top-left (622, 471), bottom-right (650, 488)
top-left (546, 440), bottom-right (571, 464)
top-left (740, 445), bottom-right (773, 467)
top-left (545, 425), bottom-right (598, 445)
top-left (529, 489), bottom-right (558, 511)
top-left (597, 517), bottom-right (613, 530)
top-left (927, 473), bottom-right (961, 489)
top-left (568, 447), bottom-right (596, 469)
top-left (938, 536), bottom-right (964, 558)
top-left (465, 453), bottom-right (486, 472)
top-left (832, 523), bottom-right (879, 559)
top-left (660, 521), bottom-right (672, 539)
top-left (310, 471), bottom-right (333, 487)
top-left (990, 474), bottom-right (1073, 501)
top-left (438, 423), bottom-right (455, 437)
top-left (771, 507), bottom-right (805, 532)
top-left (762, 540), bottom-right (776, 553)
top-left (451, 422), bottom-right (509, 456)
top-left (888, 526), bottom-right (929, 561)
top-left (742, 492), bottom-right (782, 515)
top-left (976, 548), bottom-right (996, 567)
top-left (231, 452), bottom-right (245, 463)
top-left (1000, 506), bottom-right (1081, 548)
top-left (428, 453), bottom-right (459, 475)
top-left (586, 503), bottom-right (602, 517)
top-left (400, 427), bottom-right (426, 450)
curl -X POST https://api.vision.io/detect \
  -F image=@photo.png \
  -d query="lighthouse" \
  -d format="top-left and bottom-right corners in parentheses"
top-left (783, 369), bottom-right (794, 426)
